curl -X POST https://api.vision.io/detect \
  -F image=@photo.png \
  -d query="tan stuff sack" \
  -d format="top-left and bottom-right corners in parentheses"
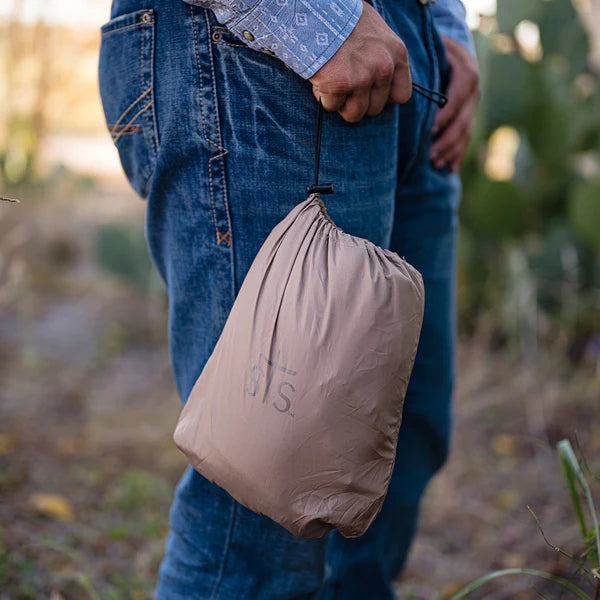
top-left (174, 187), bottom-right (425, 538)
top-left (174, 98), bottom-right (428, 538)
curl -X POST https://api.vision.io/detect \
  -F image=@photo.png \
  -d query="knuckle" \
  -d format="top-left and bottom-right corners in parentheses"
top-left (334, 76), bottom-right (354, 94)
top-left (355, 72), bottom-right (372, 89)
top-left (319, 73), bottom-right (353, 94)
top-left (376, 57), bottom-right (395, 83)
top-left (340, 100), bottom-right (365, 123)
top-left (393, 38), bottom-right (408, 61)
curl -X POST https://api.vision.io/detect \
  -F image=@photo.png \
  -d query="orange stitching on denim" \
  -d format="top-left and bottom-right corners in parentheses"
top-left (191, 7), bottom-right (220, 245)
top-left (147, 13), bottom-right (159, 154)
top-left (101, 16), bottom-right (153, 38)
top-left (112, 100), bottom-right (154, 144)
top-left (215, 40), bottom-right (247, 48)
top-left (205, 10), bottom-right (232, 247)
top-left (216, 230), bottom-right (230, 246)
top-left (108, 124), bottom-right (143, 134)
top-left (191, 6), bottom-right (232, 247)
top-left (110, 87), bottom-right (152, 135)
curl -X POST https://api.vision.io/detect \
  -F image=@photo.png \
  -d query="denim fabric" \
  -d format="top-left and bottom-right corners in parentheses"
top-left (97, 0), bottom-right (461, 597)
top-left (181, 0), bottom-right (364, 79)
top-left (429, 0), bottom-right (477, 61)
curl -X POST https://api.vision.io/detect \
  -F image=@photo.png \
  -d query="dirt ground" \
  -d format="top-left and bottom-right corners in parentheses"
top-left (0, 179), bottom-right (598, 599)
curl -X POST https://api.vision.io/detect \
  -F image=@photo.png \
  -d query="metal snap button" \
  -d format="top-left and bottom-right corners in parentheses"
top-left (243, 30), bottom-right (255, 42)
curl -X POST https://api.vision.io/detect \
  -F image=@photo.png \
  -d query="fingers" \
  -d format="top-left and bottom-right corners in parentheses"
top-left (432, 67), bottom-right (467, 134)
top-left (388, 55), bottom-right (412, 105)
top-left (429, 35), bottom-right (480, 172)
top-left (430, 94), bottom-right (476, 171)
top-left (433, 37), bottom-right (479, 135)
top-left (311, 40), bottom-right (411, 122)
top-left (314, 78), bottom-right (397, 123)
top-left (314, 62), bottom-right (410, 123)
top-left (366, 81), bottom-right (392, 117)
top-left (338, 87), bottom-right (371, 123)
top-left (313, 88), bottom-right (349, 112)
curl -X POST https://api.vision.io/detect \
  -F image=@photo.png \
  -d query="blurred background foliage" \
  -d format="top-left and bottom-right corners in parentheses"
top-left (1, 0), bottom-right (598, 367)
top-left (459, 0), bottom-right (600, 364)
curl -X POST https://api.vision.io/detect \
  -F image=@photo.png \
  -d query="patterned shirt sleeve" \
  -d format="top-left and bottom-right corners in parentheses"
top-left (182, 0), bottom-right (363, 80)
top-left (429, 0), bottom-right (477, 62)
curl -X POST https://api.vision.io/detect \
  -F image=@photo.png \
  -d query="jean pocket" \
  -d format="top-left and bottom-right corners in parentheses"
top-left (209, 22), bottom-right (283, 63)
top-left (209, 25), bottom-right (250, 49)
top-left (98, 8), bottom-right (159, 199)
top-left (206, 10), bottom-right (287, 63)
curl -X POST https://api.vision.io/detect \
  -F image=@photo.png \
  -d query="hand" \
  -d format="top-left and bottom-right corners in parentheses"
top-left (308, 0), bottom-right (412, 124)
top-left (430, 35), bottom-right (479, 173)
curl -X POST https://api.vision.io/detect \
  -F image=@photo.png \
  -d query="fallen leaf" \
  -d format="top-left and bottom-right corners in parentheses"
top-left (56, 436), bottom-right (86, 456)
top-left (494, 489), bottom-right (519, 510)
top-left (502, 552), bottom-right (524, 568)
top-left (0, 433), bottom-right (19, 456)
top-left (30, 493), bottom-right (75, 521)
top-left (439, 582), bottom-right (466, 598)
top-left (491, 433), bottom-right (517, 457)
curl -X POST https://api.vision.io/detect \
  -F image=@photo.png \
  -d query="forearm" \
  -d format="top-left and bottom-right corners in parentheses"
top-left (182, 0), bottom-right (363, 79)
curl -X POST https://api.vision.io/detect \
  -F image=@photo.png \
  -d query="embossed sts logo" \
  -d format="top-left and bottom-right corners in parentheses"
top-left (244, 349), bottom-right (297, 417)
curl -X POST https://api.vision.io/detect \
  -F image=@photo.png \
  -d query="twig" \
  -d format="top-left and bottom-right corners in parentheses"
top-left (532, 584), bottom-right (551, 600)
top-left (559, 546), bottom-right (594, 600)
top-left (1, 196), bottom-right (20, 203)
top-left (527, 505), bottom-right (593, 577)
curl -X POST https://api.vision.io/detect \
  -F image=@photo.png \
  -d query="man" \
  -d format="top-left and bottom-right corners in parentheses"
top-left (98, 0), bottom-right (478, 597)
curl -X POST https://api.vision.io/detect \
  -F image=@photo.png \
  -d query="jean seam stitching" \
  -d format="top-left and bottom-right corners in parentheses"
top-left (140, 24), bottom-right (155, 156)
top-left (209, 500), bottom-right (238, 600)
top-left (215, 40), bottom-right (248, 48)
top-left (205, 8), bottom-right (232, 248)
top-left (415, 6), bottom-right (440, 165)
top-left (101, 18), bottom-right (151, 38)
top-left (190, 5), bottom-right (224, 246)
top-left (148, 11), bottom-right (160, 154)
top-left (112, 99), bottom-right (154, 145)
top-left (401, 5), bottom-right (438, 180)
top-left (108, 87), bottom-right (151, 136)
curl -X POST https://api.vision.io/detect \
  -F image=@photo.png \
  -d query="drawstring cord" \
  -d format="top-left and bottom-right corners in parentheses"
top-left (306, 82), bottom-right (447, 196)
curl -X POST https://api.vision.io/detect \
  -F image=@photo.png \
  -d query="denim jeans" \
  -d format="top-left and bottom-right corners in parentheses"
top-left (98, 0), bottom-right (461, 597)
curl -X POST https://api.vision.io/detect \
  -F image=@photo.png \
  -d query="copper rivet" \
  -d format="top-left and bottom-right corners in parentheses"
top-left (141, 12), bottom-right (151, 23)
top-left (243, 30), bottom-right (255, 42)
top-left (212, 31), bottom-right (222, 42)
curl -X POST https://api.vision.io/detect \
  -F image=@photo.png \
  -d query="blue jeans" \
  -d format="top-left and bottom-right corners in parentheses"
top-left (98, 0), bottom-right (461, 597)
